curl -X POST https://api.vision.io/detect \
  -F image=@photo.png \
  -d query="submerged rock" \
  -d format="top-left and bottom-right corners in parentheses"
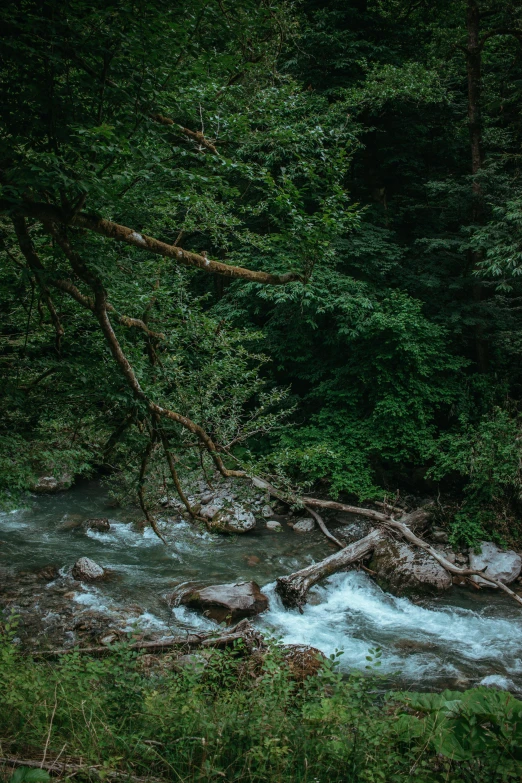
top-left (172, 581), bottom-right (269, 624)
top-left (479, 674), bottom-right (516, 691)
top-left (293, 518), bottom-right (315, 534)
top-left (83, 517), bottom-right (111, 532)
top-left (71, 557), bottom-right (105, 582)
top-left (31, 473), bottom-right (73, 494)
top-left (58, 514), bottom-right (84, 531)
top-left (469, 541), bottom-right (522, 586)
top-left (370, 539), bottom-right (452, 594)
top-left (35, 564), bottom-right (60, 581)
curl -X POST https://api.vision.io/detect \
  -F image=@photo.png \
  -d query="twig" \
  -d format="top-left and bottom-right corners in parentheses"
top-left (41, 684), bottom-right (58, 767)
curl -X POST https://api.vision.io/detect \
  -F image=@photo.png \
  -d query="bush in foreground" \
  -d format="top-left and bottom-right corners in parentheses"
top-left (1, 618), bottom-right (522, 783)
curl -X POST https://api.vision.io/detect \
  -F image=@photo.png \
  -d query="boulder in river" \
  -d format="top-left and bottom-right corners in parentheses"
top-left (71, 557), bottom-right (106, 582)
top-left (172, 581), bottom-right (269, 624)
top-left (293, 518), bottom-right (315, 534)
top-left (83, 517), bottom-right (111, 532)
top-left (31, 473), bottom-right (73, 494)
top-left (369, 539), bottom-right (452, 594)
top-left (469, 541), bottom-right (522, 586)
top-left (266, 520), bottom-right (282, 531)
top-left (205, 504), bottom-right (256, 534)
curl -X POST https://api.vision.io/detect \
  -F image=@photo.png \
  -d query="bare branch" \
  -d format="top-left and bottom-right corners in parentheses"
top-left (6, 201), bottom-right (304, 285)
top-left (304, 505), bottom-right (345, 549)
top-left (383, 517), bottom-right (522, 607)
top-left (138, 435), bottom-right (168, 544)
top-left (49, 227), bottom-right (246, 479)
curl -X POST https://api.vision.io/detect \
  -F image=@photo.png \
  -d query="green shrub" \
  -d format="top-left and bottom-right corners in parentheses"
top-left (1, 617), bottom-right (521, 782)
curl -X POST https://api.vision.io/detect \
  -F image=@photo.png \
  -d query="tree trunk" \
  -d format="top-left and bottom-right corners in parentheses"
top-left (466, 0), bottom-right (483, 182)
top-left (466, 0), bottom-right (489, 371)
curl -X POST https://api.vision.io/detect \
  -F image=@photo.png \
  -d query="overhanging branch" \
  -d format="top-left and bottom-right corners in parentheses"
top-left (5, 201), bottom-right (304, 285)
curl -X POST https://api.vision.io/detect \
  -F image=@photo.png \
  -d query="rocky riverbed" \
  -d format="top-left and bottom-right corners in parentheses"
top-left (1, 478), bottom-right (522, 692)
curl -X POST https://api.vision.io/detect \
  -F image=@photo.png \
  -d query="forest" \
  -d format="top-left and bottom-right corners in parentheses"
top-left (2, 0), bottom-right (522, 781)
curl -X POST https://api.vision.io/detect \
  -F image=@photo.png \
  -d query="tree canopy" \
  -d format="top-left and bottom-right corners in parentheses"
top-left (2, 0), bottom-right (522, 546)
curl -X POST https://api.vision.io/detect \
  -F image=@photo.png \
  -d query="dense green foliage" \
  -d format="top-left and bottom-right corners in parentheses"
top-left (1, 0), bottom-right (522, 543)
top-left (2, 618), bottom-right (522, 783)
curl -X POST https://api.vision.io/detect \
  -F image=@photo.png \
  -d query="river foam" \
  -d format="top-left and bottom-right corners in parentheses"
top-left (259, 571), bottom-right (522, 686)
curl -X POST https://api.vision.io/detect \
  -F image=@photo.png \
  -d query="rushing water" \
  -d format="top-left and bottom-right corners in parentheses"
top-left (1, 480), bottom-right (521, 691)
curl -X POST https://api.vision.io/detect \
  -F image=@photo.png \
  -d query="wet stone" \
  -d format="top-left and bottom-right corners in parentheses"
top-left (71, 557), bottom-right (106, 582)
top-left (35, 565), bottom-right (60, 581)
top-left (370, 539), bottom-right (452, 594)
top-left (31, 474), bottom-right (72, 494)
top-left (469, 541), bottom-right (522, 586)
top-left (293, 518), bottom-right (315, 534)
top-left (58, 514), bottom-right (84, 531)
top-left (170, 581), bottom-right (269, 624)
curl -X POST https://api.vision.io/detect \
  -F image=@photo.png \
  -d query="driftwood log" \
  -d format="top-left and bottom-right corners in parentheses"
top-left (276, 529), bottom-right (385, 610)
top-left (32, 619), bottom-right (265, 659)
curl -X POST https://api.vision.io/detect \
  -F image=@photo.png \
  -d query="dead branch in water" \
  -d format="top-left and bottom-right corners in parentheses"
top-left (274, 499), bottom-right (522, 610)
top-left (31, 620), bottom-right (265, 659)
top-left (304, 505), bottom-right (345, 549)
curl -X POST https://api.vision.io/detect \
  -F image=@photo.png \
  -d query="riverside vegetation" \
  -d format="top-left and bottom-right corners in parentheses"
top-left (2, 0), bottom-right (522, 780)
top-left (2, 616), bottom-right (522, 783)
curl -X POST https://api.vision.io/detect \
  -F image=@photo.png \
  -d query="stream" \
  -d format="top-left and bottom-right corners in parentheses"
top-left (1, 480), bottom-right (521, 692)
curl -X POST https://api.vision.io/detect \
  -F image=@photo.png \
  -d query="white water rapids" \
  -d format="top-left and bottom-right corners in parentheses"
top-left (1, 480), bottom-right (521, 691)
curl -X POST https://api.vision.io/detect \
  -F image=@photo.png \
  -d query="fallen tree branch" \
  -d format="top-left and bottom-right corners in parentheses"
top-left (383, 517), bottom-right (522, 607)
top-left (302, 497), bottom-right (389, 523)
top-left (0, 757), bottom-right (164, 783)
top-left (304, 505), bottom-right (344, 549)
top-left (275, 502), bottom-right (522, 610)
top-left (32, 620), bottom-right (265, 659)
top-left (275, 529), bottom-right (385, 610)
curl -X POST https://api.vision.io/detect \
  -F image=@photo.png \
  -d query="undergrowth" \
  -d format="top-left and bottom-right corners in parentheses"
top-left (1, 617), bottom-right (522, 783)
